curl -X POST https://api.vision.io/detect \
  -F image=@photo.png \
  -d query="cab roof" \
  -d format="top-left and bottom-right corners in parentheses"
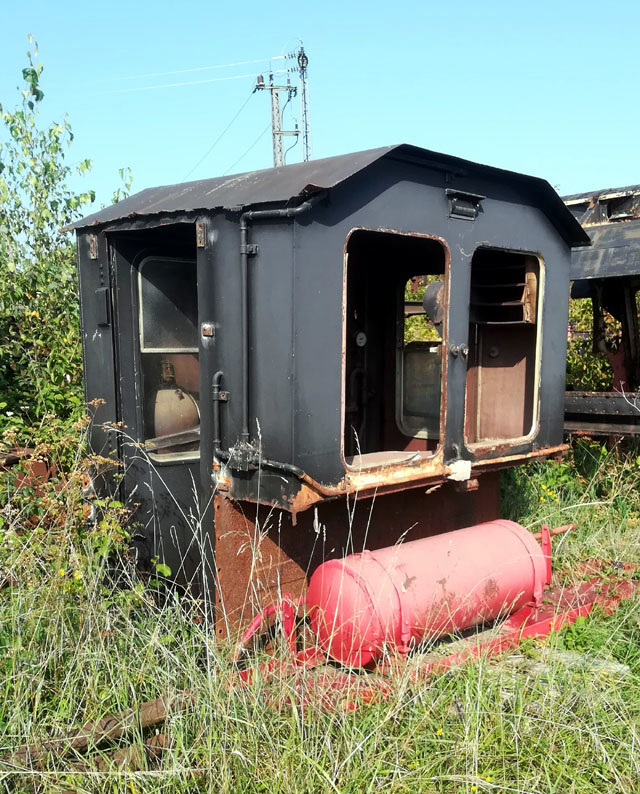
top-left (67, 143), bottom-right (589, 247)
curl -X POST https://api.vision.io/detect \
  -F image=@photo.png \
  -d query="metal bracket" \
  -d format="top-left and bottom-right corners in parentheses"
top-left (213, 390), bottom-right (229, 402)
top-left (445, 189), bottom-right (485, 221)
top-left (88, 234), bottom-right (98, 260)
top-left (227, 441), bottom-right (259, 472)
top-left (196, 222), bottom-right (206, 248)
top-left (449, 344), bottom-right (469, 358)
top-left (241, 243), bottom-right (259, 256)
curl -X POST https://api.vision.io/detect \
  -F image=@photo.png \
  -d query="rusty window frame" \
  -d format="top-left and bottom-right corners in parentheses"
top-left (340, 228), bottom-right (450, 471)
top-left (464, 246), bottom-right (545, 448)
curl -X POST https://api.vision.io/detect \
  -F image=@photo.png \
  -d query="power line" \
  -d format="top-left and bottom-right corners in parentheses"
top-left (183, 90), bottom-right (254, 180)
top-left (116, 57), bottom-right (274, 82)
top-left (98, 70), bottom-right (288, 96)
top-left (223, 123), bottom-right (272, 175)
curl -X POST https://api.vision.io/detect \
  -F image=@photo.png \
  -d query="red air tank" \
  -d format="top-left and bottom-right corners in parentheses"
top-left (307, 520), bottom-right (550, 667)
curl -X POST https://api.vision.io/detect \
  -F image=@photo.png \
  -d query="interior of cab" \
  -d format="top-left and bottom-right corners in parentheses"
top-left (343, 229), bottom-right (447, 467)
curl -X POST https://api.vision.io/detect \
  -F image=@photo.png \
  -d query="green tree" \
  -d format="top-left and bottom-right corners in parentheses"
top-left (0, 37), bottom-right (95, 436)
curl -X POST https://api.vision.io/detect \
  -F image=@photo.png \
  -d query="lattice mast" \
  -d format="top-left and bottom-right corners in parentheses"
top-left (291, 46), bottom-right (311, 162)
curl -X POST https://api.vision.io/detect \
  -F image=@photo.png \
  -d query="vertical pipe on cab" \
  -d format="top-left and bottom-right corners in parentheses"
top-left (239, 217), bottom-right (250, 443)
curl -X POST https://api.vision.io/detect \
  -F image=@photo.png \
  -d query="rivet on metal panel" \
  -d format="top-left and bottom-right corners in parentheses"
top-left (196, 222), bottom-right (206, 248)
top-left (88, 234), bottom-right (98, 260)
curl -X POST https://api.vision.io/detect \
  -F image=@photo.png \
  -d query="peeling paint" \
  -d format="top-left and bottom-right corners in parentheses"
top-left (447, 459), bottom-right (472, 482)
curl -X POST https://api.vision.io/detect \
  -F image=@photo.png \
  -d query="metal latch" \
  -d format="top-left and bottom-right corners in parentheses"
top-left (445, 189), bottom-right (485, 221)
top-left (95, 286), bottom-right (111, 327)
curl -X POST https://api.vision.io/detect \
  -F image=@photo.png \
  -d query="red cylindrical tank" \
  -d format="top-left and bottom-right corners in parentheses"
top-left (307, 520), bottom-right (549, 667)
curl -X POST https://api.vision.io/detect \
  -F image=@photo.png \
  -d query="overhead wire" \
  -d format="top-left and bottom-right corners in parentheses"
top-left (116, 57), bottom-right (274, 81)
top-left (98, 70), bottom-right (288, 96)
top-left (279, 94), bottom-right (299, 164)
top-left (222, 91), bottom-right (299, 175)
top-left (183, 89), bottom-right (254, 180)
top-left (223, 123), bottom-right (272, 175)
top-left (284, 135), bottom-right (299, 164)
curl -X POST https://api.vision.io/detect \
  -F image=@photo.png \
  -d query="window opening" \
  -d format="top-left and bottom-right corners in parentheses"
top-left (567, 279), bottom-right (640, 393)
top-left (398, 275), bottom-right (444, 438)
top-left (344, 230), bottom-right (447, 466)
top-left (138, 257), bottom-right (200, 459)
top-left (465, 249), bottom-right (541, 444)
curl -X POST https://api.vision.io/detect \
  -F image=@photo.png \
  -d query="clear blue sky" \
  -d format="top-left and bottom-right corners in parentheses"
top-left (2, 0), bottom-right (639, 209)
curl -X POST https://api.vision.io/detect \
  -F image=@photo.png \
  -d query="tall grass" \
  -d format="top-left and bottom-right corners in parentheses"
top-left (1, 436), bottom-right (639, 793)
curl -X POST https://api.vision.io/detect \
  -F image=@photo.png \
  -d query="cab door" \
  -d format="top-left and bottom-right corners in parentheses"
top-left (110, 223), bottom-right (205, 592)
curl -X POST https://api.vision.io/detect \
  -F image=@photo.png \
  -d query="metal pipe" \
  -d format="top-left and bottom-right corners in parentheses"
top-left (212, 370), bottom-right (224, 451)
top-left (532, 523), bottom-right (576, 541)
top-left (239, 218), bottom-right (250, 442)
top-left (238, 192), bottom-right (325, 444)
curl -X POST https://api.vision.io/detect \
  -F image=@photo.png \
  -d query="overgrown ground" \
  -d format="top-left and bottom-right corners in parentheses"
top-left (2, 39), bottom-right (640, 794)
top-left (0, 437), bottom-right (639, 793)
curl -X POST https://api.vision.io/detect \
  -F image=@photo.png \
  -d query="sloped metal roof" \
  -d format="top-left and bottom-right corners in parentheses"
top-left (570, 219), bottom-right (640, 280)
top-left (564, 184), bottom-right (640, 203)
top-left (67, 143), bottom-right (589, 246)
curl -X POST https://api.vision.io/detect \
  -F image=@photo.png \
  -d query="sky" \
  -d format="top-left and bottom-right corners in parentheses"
top-left (2, 0), bottom-right (639, 210)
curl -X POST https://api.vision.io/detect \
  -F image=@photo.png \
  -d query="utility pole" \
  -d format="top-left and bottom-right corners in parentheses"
top-left (254, 73), bottom-right (298, 168)
top-left (289, 45), bottom-right (311, 162)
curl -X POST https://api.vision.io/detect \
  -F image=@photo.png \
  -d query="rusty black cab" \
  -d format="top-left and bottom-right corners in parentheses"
top-left (70, 144), bottom-right (588, 633)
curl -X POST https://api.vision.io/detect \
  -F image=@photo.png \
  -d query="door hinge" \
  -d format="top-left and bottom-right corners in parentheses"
top-left (196, 222), bottom-right (206, 248)
top-left (88, 234), bottom-right (98, 259)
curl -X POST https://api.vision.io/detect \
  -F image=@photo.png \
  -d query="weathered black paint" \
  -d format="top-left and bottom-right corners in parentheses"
top-left (564, 184), bottom-right (640, 436)
top-left (74, 145), bottom-right (586, 591)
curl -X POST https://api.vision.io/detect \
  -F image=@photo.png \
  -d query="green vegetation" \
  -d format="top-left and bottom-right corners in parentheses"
top-left (2, 40), bottom-right (640, 794)
top-left (403, 276), bottom-right (442, 344)
top-left (1, 439), bottom-right (639, 792)
top-left (566, 297), bottom-right (615, 391)
top-left (0, 38), bottom-right (94, 441)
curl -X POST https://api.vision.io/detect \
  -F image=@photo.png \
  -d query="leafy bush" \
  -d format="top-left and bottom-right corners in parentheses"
top-left (566, 295), bottom-right (619, 391)
top-left (0, 38), bottom-right (94, 438)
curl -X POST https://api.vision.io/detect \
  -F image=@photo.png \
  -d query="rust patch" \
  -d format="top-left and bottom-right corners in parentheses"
top-left (483, 578), bottom-right (500, 601)
top-left (282, 444), bottom-right (567, 515)
top-left (213, 472), bottom-right (501, 639)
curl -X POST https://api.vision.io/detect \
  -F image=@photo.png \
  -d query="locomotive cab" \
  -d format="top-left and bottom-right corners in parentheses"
top-left (71, 144), bottom-right (588, 633)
